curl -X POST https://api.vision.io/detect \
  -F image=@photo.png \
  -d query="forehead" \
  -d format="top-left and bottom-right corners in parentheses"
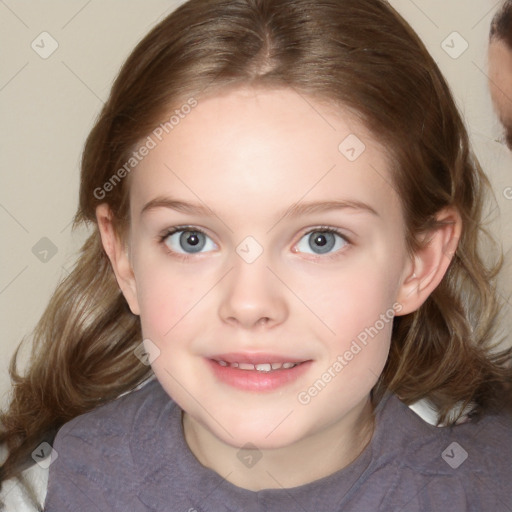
top-left (129, 86), bottom-right (402, 225)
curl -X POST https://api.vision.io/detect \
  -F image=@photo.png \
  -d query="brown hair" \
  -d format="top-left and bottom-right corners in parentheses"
top-left (490, 0), bottom-right (512, 48)
top-left (2, 0), bottom-right (511, 507)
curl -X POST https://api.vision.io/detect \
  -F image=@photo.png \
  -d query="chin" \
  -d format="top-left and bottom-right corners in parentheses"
top-left (206, 412), bottom-right (308, 450)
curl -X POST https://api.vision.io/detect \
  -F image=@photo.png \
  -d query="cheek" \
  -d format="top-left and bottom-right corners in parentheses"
top-left (133, 257), bottom-right (196, 339)
top-left (316, 278), bottom-right (395, 399)
top-left (302, 252), bottom-right (401, 374)
top-left (309, 258), bottom-right (401, 333)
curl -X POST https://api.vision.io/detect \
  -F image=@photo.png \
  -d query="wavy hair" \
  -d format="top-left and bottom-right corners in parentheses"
top-left (2, 0), bottom-right (511, 508)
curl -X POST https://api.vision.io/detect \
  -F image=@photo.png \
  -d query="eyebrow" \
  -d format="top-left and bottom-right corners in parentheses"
top-left (140, 196), bottom-right (379, 219)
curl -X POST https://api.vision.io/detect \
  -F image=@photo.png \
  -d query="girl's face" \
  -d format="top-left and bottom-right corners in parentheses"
top-left (123, 86), bottom-right (415, 450)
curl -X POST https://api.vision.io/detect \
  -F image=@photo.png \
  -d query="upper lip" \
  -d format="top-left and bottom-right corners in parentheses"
top-left (210, 353), bottom-right (310, 364)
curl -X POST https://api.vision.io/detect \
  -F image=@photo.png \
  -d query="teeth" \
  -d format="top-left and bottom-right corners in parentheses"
top-left (216, 360), bottom-right (299, 371)
top-left (255, 363), bottom-right (272, 372)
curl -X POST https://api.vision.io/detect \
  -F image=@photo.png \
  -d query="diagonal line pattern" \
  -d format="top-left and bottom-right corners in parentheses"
top-left (61, 61), bottom-right (104, 104)
top-left (471, 2), bottom-right (501, 30)
top-left (57, 469), bottom-right (105, 511)
top-left (472, 472), bottom-right (512, 511)
top-left (0, 265), bottom-right (28, 295)
top-left (0, 0), bottom-right (29, 28)
top-left (395, 479), bottom-right (432, 512)
top-left (61, 0), bottom-right (93, 29)
top-left (0, 203), bottom-right (29, 232)
top-left (290, 87), bottom-right (337, 131)
top-left (473, 60), bottom-right (512, 109)
top-left (60, 217), bottom-right (74, 234)
top-left (266, 164), bottom-right (336, 234)
top-left (199, 469), bottom-right (235, 504)
top-left (164, 163), bottom-right (234, 233)
top-left (265, 470), bottom-right (310, 512)
top-left (163, 267), bottom-right (234, 337)
top-left (0, 62), bottom-right (29, 92)
top-left (265, 409), bottom-right (294, 438)
top-left (368, 163), bottom-right (400, 198)
top-left (405, 0), bottom-right (439, 28)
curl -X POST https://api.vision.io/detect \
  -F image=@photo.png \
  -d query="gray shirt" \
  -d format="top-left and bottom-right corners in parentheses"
top-left (44, 378), bottom-right (512, 511)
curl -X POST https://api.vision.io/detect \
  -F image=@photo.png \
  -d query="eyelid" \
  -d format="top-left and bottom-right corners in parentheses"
top-left (159, 224), bottom-right (211, 239)
top-left (158, 224), bottom-right (353, 260)
top-left (291, 226), bottom-right (352, 260)
top-left (298, 225), bottom-right (352, 244)
top-left (158, 225), bottom-right (218, 259)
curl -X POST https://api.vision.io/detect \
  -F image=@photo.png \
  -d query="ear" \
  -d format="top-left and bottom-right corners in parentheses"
top-left (96, 203), bottom-right (140, 315)
top-left (395, 207), bottom-right (462, 316)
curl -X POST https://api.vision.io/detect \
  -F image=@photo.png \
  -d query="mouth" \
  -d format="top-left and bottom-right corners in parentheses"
top-left (206, 353), bottom-right (312, 392)
top-left (213, 360), bottom-right (304, 372)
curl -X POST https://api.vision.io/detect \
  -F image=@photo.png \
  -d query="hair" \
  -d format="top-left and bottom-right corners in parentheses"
top-left (2, 0), bottom-right (512, 508)
top-left (490, 0), bottom-right (512, 48)
top-left (490, 1), bottom-right (512, 149)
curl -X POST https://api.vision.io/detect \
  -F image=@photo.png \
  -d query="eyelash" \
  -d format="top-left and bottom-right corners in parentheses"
top-left (158, 226), bottom-right (212, 262)
top-left (157, 225), bottom-right (352, 261)
top-left (297, 226), bottom-right (352, 261)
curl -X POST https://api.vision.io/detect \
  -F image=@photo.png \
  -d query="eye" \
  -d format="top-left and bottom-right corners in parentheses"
top-left (161, 228), bottom-right (217, 254)
top-left (295, 228), bottom-right (349, 255)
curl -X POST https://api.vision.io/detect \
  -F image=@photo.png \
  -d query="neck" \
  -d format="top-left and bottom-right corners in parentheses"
top-left (182, 395), bottom-right (375, 491)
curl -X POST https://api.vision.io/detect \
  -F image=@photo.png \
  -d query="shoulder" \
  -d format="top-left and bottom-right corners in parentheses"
top-left (374, 394), bottom-right (512, 509)
top-left (51, 377), bottom-right (177, 476)
top-left (399, 401), bottom-right (512, 476)
top-left (51, 377), bottom-right (177, 467)
top-left (43, 377), bottom-right (180, 510)
top-left (55, 376), bottom-right (171, 443)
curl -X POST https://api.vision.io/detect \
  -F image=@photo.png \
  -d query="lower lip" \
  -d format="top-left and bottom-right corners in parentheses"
top-left (206, 359), bottom-right (313, 392)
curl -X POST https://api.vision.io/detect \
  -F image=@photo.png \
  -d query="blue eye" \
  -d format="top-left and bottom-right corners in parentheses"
top-left (295, 229), bottom-right (349, 255)
top-left (162, 228), bottom-right (216, 254)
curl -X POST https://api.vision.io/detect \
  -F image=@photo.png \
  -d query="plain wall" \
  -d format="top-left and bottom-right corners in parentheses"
top-left (1, 0), bottom-right (511, 408)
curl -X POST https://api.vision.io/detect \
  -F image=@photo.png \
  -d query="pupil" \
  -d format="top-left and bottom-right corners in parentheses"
top-left (180, 231), bottom-right (205, 253)
top-left (187, 234), bottom-right (199, 245)
top-left (309, 231), bottom-right (335, 254)
top-left (315, 234), bottom-right (327, 246)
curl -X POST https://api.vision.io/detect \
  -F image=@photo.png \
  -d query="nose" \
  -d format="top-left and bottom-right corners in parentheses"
top-left (218, 256), bottom-right (288, 330)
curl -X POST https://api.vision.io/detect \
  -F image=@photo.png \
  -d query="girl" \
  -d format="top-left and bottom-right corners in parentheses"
top-left (1, 0), bottom-right (512, 510)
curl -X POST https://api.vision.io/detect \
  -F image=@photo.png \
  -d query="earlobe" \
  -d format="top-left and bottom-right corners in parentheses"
top-left (396, 207), bottom-right (462, 316)
top-left (96, 204), bottom-right (140, 315)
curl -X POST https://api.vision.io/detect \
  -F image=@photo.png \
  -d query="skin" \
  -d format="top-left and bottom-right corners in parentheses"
top-left (97, 86), bottom-right (461, 491)
top-left (488, 38), bottom-right (512, 148)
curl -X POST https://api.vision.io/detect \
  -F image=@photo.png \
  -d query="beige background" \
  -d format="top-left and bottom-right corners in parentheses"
top-left (1, 0), bottom-right (511, 408)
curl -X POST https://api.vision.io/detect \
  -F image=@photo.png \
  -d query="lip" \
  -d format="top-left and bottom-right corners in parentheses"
top-left (210, 352), bottom-right (308, 365)
top-left (206, 357), bottom-right (313, 392)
